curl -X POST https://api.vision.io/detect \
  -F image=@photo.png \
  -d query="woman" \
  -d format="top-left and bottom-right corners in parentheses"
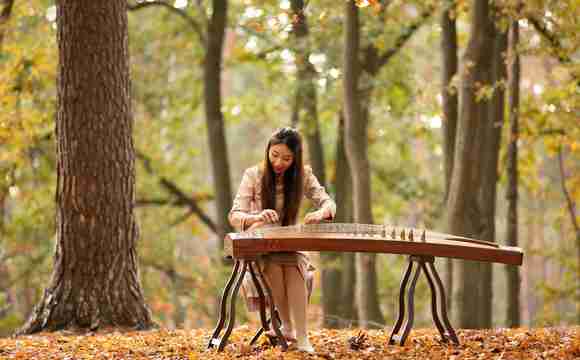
top-left (229, 127), bottom-right (336, 352)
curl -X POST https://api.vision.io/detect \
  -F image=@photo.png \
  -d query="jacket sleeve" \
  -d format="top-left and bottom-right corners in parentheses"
top-left (303, 166), bottom-right (336, 220)
top-left (228, 167), bottom-right (257, 231)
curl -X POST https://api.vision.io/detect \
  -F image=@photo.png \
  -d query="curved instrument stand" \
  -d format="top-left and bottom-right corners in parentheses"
top-left (388, 255), bottom-right (459, 346)
top-left (207, 259), bottom-right (288, 352)
top-left (208, 256), bottom-right (460, 352)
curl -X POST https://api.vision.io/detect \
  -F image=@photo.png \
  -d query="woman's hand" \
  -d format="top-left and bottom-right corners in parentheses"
top-left (304, 210), bottom-right (325, 224)
top-left (258, 209), bottom-right (279, 224)
top-left (247, 220), bottom-right (266, 231)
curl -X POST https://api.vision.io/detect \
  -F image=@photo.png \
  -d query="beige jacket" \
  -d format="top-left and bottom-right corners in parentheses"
top-left (229, 165), bottom-right (336, 229)
top-left (228, 164), bottom-right (336, 312)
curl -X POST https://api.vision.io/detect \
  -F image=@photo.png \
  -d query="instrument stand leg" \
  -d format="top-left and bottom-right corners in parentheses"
top-left (400, 257), bottom-right (422, 345)
top-left (217, 261), bottom-right (248, 351)
top-left (424, 261), bottom-right (459, 345)
top-left (207, 260), bottom-right (242, 350)
top-left (388, 255), bottom-right (460, 347)
top-left (248, 261), bottom-right (274, 346)
top-left (388, 259), bottom-right (414, 344)
top-left (256, 265), bottom-right (288, 350)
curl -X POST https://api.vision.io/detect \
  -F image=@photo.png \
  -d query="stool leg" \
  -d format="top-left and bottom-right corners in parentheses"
top-left (398, 260), bottom-right (422, 345)
top-left (389, 259), bottom-right (414, 345)
top-left (420, 261), bottom-right (447, 341)
top-left (207, 260), bottom-right (241, 350)
top-left (426, 261), bottom-right (459, 345)
top-left (256, 265), bottom-right (288, 350)
top-left (217, 261), bottom-right (248, 351)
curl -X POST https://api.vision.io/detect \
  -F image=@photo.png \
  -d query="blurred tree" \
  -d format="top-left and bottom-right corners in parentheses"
top-left (447, 0), bottom-right (497, 329)
top-left (128, 0), bottom-right (233, 248)
top-left (505, 17), bottom-right (521, 328)
top-left (440, 0), bottom-right (458, 314)
top-left (0, 0), bottom-right (15, 51)
top-left (343, 0), bottom-right (384, 328)
top-left (19, 0), bottom-right (153, 333)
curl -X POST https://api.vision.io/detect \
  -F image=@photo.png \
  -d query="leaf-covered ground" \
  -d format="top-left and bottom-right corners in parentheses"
top-left (0, 326), bottom-right (578, 359)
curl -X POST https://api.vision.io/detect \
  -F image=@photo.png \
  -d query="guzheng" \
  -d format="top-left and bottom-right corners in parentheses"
top-left (224, 223), bottom-right (523, 265)
top-left (210, 223), bottom-right (524, 352)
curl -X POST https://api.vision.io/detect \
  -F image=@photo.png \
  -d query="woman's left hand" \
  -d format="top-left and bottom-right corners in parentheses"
top-left (304, 210), bottom-right (325, 224)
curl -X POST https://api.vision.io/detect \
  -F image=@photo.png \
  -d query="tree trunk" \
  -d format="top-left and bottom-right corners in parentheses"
top-left (204, 0), bottom-right (233, 248)
top-left (557, 147), bottom-right (580, 324)
top-left (18, 0), bottom-right (153, 334)
top-left (505, 20), bottom-right (521, 328)
top-left (441, 0), bottom-right (459, 201)
top-left (343, 0), bottom-right (384, 328)
top-left (440, 0), bottom-right (459, 315)
top-left (289, 0), bottom-right (326, 185)
top-left (447, 0), bottom-right (495, 329)
top-left (0, 0), bottom-right (15, 52)
top-left (477, 18), bottom-right (507, 328)
top-left (322, 112), bottom-right (355, 328)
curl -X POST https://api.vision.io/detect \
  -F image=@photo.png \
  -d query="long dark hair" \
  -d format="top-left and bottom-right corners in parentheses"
top-left (261, 127), bottom-right (304, 226)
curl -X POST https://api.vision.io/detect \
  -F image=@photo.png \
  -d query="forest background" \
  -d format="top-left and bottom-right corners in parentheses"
top-left (0, 0), bottom-right (578, 337)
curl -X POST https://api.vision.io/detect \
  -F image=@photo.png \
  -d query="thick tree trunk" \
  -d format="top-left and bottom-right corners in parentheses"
top-left (505, 20), bottom-right (521, 327)
top-left (204, 0), bottom-right (233, 248)
top-left (440, 0), bottom-right (459, 315)
top-left (343, 0), bottom-right (384, 328)
top-left (289, 0), bottom-right (325, 185)
top-left (447, 0), bottom-right (495, 329)
top-left (18, 0), bottom-right (153, 334)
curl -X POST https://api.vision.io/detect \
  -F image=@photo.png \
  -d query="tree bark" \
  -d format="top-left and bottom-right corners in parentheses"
top-left (505, 20), bottom-right (521, 328)
top-left (440, 0), bottom-right (458, 315)
top-left (18, 0), bottom-right (153, 334)
top-left (289, 0), bottom-right (326, 186)
top-left (204, 0), bottom-right (233, 248)
top-left (343, 0), bottom-right (384, 328)
top-left (447, 0), bottom-right (495, 329)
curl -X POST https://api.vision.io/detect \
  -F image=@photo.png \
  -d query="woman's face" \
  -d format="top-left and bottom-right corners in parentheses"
top-left (268, 143), bottom-right (294, 175)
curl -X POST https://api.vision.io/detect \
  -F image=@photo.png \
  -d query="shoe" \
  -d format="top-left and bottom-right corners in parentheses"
top-left (295, 339), bottom-right (315, 353)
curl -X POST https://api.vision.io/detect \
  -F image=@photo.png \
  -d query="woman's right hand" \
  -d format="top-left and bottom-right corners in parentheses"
top-left (258, 209), bottom-right (279, 224)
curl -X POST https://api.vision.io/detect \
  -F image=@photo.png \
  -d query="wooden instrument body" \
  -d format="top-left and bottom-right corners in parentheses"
top-left (224, 224), bottom-right (523, 266)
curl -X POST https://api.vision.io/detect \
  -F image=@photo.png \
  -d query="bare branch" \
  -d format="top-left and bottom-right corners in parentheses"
top-left (527, 16), bottom-right (571, 64)
top-left (127, 0), bottom-right (206, 45)
top-left (135, 198), bottom-right (177, 207)
top-left (135, 151), bottom-right (218, 234)
top-left (141, 259), bottom-right (197, 284)
top-left (375, 6), bottom-right (435, 70)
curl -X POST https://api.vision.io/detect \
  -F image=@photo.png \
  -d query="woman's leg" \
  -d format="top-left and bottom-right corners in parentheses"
top-left (263, 264), bottom-right (292, 337)
top-left (285, 266), bottom-right (313, 352)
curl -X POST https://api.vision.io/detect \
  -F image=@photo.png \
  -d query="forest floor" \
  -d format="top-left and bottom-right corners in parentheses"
top-left (0, 326), bottom-right (578, 359)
